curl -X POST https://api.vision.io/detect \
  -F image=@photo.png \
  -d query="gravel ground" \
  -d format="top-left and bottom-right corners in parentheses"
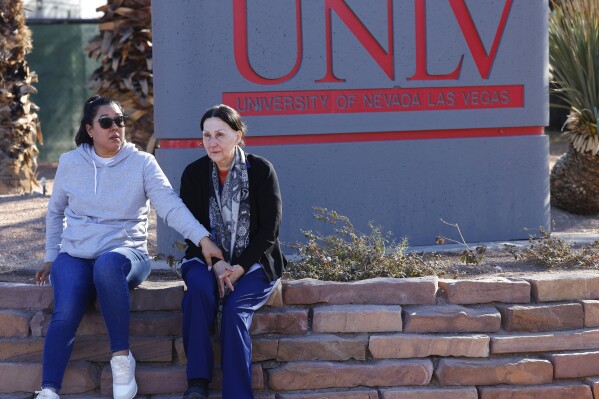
top-left (2, 133), bottom-right (599, 283)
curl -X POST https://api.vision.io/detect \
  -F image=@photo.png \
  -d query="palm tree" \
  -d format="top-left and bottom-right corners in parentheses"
top-left (549, 0), bottom-right (599, 214)
top-left (0, 0), bottom-right (42, 194)
top-left (86, 0), bottom-right (154, 152)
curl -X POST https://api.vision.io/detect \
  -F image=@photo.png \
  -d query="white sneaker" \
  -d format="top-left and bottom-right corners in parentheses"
top-left (110, 351), bottom-right (138, 399)
top-left (35, 388), bottom-right (60, 399)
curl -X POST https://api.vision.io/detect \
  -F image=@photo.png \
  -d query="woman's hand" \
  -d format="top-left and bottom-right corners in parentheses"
top-left (225, 264), bottom-right (245, 286)
top-left (199, 236), bottom-right (224, 270)
top-left (36, 262), bottom-right (53, 285)
top-left (212, 260), bottom-right (233, 298)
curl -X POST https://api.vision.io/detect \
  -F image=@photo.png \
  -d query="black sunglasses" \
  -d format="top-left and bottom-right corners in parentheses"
top-left (93, 115), bottom-right (128, 129)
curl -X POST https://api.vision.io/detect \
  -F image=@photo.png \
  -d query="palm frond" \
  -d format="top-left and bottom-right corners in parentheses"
top-left (87, 0), bottom-right (154, 152)
top-left (549, 0), bottom-right (599, 153)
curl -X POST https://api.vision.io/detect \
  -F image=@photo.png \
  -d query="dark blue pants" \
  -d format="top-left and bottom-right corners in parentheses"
top-left (181, 260), bottom-right (278, 399)
top-left (42, 248), bottom-right (151, 391)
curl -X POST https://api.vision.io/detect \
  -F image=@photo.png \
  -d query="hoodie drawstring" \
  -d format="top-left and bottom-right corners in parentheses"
top-left (92, 160), bottom-right (98, 194)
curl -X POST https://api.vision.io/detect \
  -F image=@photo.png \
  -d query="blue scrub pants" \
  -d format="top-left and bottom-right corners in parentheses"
top-left (41, 248), bottom-right (151, 392)
top-left (181, 259), bottom-right (278, 399)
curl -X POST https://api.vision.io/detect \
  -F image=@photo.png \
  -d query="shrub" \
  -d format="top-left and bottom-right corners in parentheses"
top-left (285, 208), bottom-right (446, 281)
top-left (523, 227), bottom-right (599, 268)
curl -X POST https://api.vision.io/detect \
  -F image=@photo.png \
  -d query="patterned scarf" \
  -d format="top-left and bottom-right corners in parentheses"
top-left (208, 146), bottom-right (251, 263)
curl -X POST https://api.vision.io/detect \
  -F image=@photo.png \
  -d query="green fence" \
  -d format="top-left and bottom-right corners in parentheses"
top-left (28, 22), bottom-right (100, 163)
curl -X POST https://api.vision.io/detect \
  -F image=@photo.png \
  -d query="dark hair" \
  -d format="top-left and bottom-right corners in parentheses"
top-left (200, 104), bottom-right (247, 145)
top-left (75, 96), bottom-right (124, 146)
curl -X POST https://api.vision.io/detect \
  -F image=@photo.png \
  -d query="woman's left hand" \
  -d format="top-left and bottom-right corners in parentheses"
top-left (225, 264), bottom-right (245, 287)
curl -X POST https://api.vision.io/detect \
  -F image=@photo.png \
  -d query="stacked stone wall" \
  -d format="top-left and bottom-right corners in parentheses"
top-left (2, 273), bottom-right (599, 398)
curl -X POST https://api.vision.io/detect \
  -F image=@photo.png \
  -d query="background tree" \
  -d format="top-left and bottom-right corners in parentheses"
top-left (86, 0), bottom-right (154, 152)
top-left (0, 0), bottom-right (42, 194)
top-left (550, 0), bottom-right (599, 214)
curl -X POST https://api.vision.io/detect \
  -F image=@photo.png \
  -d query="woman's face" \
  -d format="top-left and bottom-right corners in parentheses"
top-left (202, 117), bottom-right (242, 170)
top-left (86, 104), bottom-right (125, 157)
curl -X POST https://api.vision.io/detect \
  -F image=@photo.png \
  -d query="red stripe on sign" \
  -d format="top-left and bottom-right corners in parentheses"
top-left (222, 85), bottom-right (524, 116)
top-left (159, 126), bottom-right (543, 148)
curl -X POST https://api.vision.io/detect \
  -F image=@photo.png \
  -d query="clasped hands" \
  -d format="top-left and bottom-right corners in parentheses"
top-left (200, 236), bottom-right (245, 298)
top-left (212, 261), bottom-right (244, 298)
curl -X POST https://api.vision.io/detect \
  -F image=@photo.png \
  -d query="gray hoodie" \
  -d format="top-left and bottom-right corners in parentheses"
top-left (45, 143), bottom-right (208, 262)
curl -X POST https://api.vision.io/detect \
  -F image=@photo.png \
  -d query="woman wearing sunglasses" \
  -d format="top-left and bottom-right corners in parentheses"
top-left (178, 104), bottom-right (286, 399)
top-left (34, 96), bottom-right (223, 399)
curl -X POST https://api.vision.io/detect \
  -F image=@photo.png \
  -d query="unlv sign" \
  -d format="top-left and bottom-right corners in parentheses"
top-left (225, 0), bottom-right (526, 118)
top-left (154, 0), bottom-right (546, 138)
top-left (153, 0), bottom-right (549, 249)
top-left (234, 0), bottom-right (513, 84)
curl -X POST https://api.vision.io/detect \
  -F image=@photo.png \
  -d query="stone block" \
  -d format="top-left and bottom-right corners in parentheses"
top-left (582, 300), bottom-right (599, 327)
top-left (70, 336), bottom-right (173, 362)
top-left (130, 312), bottom-right (182, 336)
top-left (585, 377), bottom-right (599, 399)
top-left (30, 310), bottom-right (50, 337)
top-left (380, 387), bottom-right (478, 399)
top-left (164, 393), bottom-right (272, 399)
top-left (0, 282), bottom-right (53, 310)
top-left (279, 390), bottom-right (379, 399)
top-left (203, 394), bottom-right (274, 399)
top-left (209, 364), bottom-right (264, 390)
top-left (0, 362), bottom-right (42, 394)
top-left (278, 334), bottom-right (367, 361)
top-left (31, 310), bottom-right (105, 337)
top-left (76, 312), bottom-right (107, 335)
top-left (250, 308), bottom-right (308, 335)
top-left (283, 277), bottom-right (437, 305)
top-left (527, 274), bottom-right (599, 302)
top-left (268, 360), bottom-right (433, 391)
top-left (403, 305), bottom-right (500, 333)
top-left (31, 310), bottom-right (182, 337)
top-left (100, 364), bottom-right (186, 396)
top-left (313, 305), bottom-right (402, 333)
top-left (547, 351), bottom-right (599, 378)
top-left (174, 337), bottom-right (186, 364)
top-left (265, 280), bottom-right (283, 307)
top-left (176, 336), bottom-right (278, 364)
top-left (369, 333), bottom-right (489, 358)
top-left (253, 337), bottom-right (279, 361)
top-left (498, 303), bottom-right (583, 332)
top-left (435, 358), bottom-right (553, 386)
top-left (101, 364), bottom-right (263, 395)
top-left (175, 337), bottom-right (216, 366)
top-left (491, 328), bottom-right (599, 354)
top-left (478, 383), bottom-right (592, 399)
top-left (0, 310), bottom-right (30, 337)
top-left (59, 361), bottom-right (101, 394)
top-left (0, 337), bottom-right (44, 361)
top-left (0, 361), bottom-right (98, 394)
top-left (439, 278), bottom-right (530, 304)
top-left (130, 281), bottom-right (184, 311)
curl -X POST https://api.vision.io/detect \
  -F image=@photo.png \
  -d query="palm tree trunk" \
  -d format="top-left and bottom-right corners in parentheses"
top-left (551, 143), bottom-right (599, 214)
top-left (86, 0), bottom-right (153, 152)
top-left (0, 0), bottom-right (42, 195)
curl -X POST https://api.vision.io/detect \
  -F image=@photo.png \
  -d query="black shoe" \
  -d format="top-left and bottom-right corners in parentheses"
top-left (182, 386), bottom-right (208, 399)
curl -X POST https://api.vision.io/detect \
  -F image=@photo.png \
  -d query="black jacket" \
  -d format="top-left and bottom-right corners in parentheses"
top-left (179, 153), bottom-right (286, 281)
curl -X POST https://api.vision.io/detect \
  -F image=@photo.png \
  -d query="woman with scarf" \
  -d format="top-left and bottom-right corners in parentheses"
top-left (179, 104), bottom-right (286, 399)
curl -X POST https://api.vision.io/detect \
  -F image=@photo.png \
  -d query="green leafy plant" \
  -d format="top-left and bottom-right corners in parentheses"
top-left (285, 207), bottom-right (446, 282)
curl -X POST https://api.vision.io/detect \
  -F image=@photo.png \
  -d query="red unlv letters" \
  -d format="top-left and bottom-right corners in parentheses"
top-left (233, 0), bottom-right (514, 85)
